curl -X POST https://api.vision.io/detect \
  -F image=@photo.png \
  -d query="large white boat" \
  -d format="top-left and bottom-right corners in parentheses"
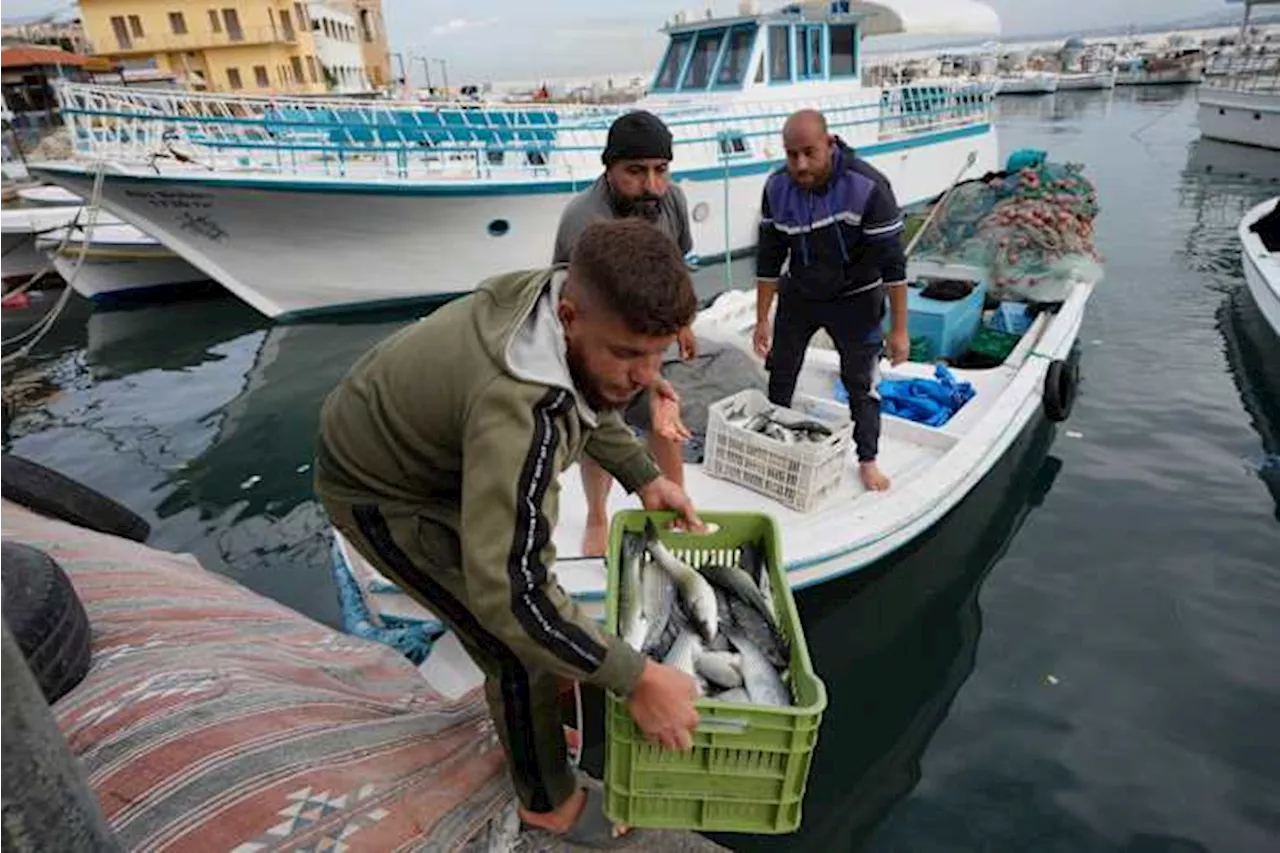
top-left (1195, 2), bottom-right (1280, 151)
top-left (28, 1), bottom-right (1001, 320)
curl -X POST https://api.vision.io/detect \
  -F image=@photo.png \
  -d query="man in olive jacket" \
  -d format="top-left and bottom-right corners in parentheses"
top-left (314, 219), bottom-right (702, 844)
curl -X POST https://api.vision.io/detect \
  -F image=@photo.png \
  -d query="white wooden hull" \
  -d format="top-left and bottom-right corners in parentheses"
top-left (51, 251), bottom-right (212, 300)
top-left (1, 232), bottom-right (47, 278)
top-left (334, 265), bottom-right (1093, 621)
top-left (1241, 197), bottom-right (1280, 338)
top-left (1116, 67), bottom-right (1203, 86)
top-left (1197, 86), bottom-right (1280, 151)
top-left (37, 222), bottom-right (210, 299)
top-left (996, 74), bottom-right (1058, 95)
top-left (30, 126), bottom-right (996, 319)
top-left (1056, 70), bottom-right (1117, 91)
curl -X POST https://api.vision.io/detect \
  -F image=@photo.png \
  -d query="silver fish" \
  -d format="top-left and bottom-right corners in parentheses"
top-left (618, 532), bottom-right (644, 648)
top-left (639, 555), bottom-right (678, 659)
top-left (726, 628), bottom-right (791, 707)
top-left (738, 541), bottom-right (765, 586)
top-left (715, 686), bottom-right (751, 704)
top-left (695, 650), bottom-right (743, 689)
top-left (644, 519), bottom-right (718, 643)
top-left (663, 627), bottom-right (705, 695)
top-left (699, 563), bottom-right (776, 630)
top-left (728, 595), bottom-right (790, 670)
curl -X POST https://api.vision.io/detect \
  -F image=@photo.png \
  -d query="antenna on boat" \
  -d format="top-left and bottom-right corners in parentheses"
top-left (905, 150), bottom-right (979, 258)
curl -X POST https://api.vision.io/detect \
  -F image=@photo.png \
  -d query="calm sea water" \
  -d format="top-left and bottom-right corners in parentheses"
top-left (4, 86), bottom-right (1279, 852)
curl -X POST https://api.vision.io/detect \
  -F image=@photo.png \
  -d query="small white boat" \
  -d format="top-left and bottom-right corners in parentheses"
top-left (996, 72), bottom-right (1059, 95)
top-left (335, 256), bottom-right (1095, 621)
top-left (15, 184), bottom-right (85, 207)
top-left (1, 205), bottom-right (121, 280)
top-left (35, 221), bottom-right (212, 302)
top-left (1240, 197), bottom-right (1280, 338)
top-left (1056, 69), bottom-right (1117, 91)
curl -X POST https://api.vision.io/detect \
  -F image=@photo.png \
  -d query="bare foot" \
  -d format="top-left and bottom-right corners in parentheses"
top-left (582, 521), bottom-right (608, 558)
top-left (563, 725), bottom-right (581, 753)
top-left (518, 787), bottom-right (631, 839)
top-left (859, 461), bottom-right (891, 491)
top-left (519, 788), bottom-right (587, 834)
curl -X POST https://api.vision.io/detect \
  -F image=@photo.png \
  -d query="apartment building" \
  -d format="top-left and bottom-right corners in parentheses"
top-left (78, 1), bottom-right (389, 95)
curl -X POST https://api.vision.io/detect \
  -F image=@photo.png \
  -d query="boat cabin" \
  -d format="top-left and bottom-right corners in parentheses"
top-left (648, 2), bottom-right (865, 97)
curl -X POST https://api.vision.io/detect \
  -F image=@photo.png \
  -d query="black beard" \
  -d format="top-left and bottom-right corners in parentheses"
top-left (607, 184), bottom-right (662, 222)
top-left (566, 343), bottom-right (631, 412)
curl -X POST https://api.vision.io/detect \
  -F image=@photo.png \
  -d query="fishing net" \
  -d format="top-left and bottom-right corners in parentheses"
top-left (913, 161), bottom-right (1104, 302)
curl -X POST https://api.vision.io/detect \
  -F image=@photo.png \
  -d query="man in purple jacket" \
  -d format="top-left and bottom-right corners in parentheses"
top-left (752, 109), bottom-right (910, 492)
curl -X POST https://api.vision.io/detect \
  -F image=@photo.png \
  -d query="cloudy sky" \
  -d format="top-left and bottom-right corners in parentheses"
top-left (3, 0), bottom-right (1236, 82)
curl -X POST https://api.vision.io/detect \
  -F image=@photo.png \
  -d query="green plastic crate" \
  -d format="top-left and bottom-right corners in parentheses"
top-left (602, 510), bottom-right (828, 834)
top-left (968, 325), bottom-right (1022, 362)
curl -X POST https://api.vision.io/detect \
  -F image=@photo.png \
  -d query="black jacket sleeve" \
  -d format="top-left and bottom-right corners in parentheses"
top-left (863, 179), bottom-right (907, 284)
top-left (755, 180), bottom-right (789, 280)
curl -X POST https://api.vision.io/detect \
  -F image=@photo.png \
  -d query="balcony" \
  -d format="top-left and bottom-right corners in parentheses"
top-left (98, 25), bottom-right (298, 57)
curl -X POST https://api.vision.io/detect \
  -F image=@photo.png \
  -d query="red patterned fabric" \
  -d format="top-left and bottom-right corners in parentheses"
top-left (2, 501), bottom-right (513, 852)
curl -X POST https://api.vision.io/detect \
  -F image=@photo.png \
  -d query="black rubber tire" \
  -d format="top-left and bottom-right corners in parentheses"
top-left (1, 542), bottom-right (92, 704)
top-left (1043, 359), bottom-right (1079, 423)
top-left (1, 454), bottom-right (149, 543)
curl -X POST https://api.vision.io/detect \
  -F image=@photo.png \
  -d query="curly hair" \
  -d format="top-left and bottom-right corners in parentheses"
top-left (567, 219), bottom-right (697, 336)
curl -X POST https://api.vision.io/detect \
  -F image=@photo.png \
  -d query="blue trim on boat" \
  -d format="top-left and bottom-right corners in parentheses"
top-left (87, 279), bottom-right (222, 306)
top-left (32, 123), bottom-right (990, 199)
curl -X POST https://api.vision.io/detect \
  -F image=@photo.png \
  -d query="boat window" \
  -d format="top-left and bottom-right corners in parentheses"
top-left (830, 25), bottom-right (857, 76)
top-left (768, 25), bottom-right (791, 82)
top-left (800, 25), bottom-right (824, 79)
top-left (718, 131), bottom-right (749, 157)
top-left (715, 26), bottom-right (757, 87)
top-left (653, 34), bottom-right (693, 91)
top-left (753, 54), bottom-right (764, 83)
top-left (681, 29), bottom-right (725, 90)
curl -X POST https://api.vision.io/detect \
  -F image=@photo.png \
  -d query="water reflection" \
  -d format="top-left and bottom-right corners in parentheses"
top-left (1218, 284), bottom-right (1280, 521)
top-left (711, 416), bottom-right (1064, 852)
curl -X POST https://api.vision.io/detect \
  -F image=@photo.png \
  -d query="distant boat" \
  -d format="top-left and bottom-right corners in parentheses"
top-left (996, 72), bottom-right (1058, 95)
top-left (1196, 56), bottom-right (1280, 151)
top-left (1114, 49), bottom-right (1204, 85)
top-left (1056, 69), bottom-right (1117, 91)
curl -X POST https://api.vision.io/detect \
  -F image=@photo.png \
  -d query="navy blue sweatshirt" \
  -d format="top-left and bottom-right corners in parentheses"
top-left (756, 139), bottom-right (907, 301)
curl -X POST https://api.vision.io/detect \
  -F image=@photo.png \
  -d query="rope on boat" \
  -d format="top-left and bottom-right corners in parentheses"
top-left (2, 159), bottom-right (108, 367)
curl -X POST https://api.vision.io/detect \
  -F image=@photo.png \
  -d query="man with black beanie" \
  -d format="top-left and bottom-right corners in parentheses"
top-left (553, 110), bottom-right (697, 557)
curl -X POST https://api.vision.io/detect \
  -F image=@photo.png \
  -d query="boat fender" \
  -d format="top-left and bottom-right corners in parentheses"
top-left (1, 454), bottom-right (150, 543)
top-left (1043, 359), bottom-right (1078, 423)
top-left (1, 541), bottom-right (93, 704)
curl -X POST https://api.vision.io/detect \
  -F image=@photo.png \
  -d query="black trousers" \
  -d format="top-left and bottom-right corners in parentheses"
top-left (767, 286), bottom-right (885, 463)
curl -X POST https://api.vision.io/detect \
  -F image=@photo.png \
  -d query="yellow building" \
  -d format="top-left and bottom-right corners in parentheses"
top-left (78, 0), bottom-right (390, 95)
top-left (350, 0), bottom-right (391, 89)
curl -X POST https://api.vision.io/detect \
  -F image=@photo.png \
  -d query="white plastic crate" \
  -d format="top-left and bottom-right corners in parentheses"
top-left (703, 389), bottom-right (853, 512)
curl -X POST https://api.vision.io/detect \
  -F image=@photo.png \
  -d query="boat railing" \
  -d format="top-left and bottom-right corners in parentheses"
top-left (1202, 56), bottom-right (1280, 93)
top-left (51, 81), bottom-right (993, 184)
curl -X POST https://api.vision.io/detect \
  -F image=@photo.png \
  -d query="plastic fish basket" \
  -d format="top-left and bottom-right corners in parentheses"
top-left (602, 510), bottom-right (828, 834)
top-left (703, 389), bottom-right (853, 513)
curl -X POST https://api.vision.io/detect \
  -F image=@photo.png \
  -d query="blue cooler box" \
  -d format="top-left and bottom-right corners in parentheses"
top-left (883, 278), bottom-right (987, 360)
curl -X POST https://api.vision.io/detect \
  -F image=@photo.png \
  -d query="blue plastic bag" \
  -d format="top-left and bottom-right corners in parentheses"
top-left (838, 364), bottom-right (976, 427)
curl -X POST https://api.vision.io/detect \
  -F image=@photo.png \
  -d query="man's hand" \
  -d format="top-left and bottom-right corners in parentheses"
top-left (637, 475), bottom-right (704, 533)
top-left (752, 320), bottom-right (772, 359)
top-left (677, 326), bottom-right (697, 361)
top-left (627, 658), bottom-right (700, 750)
top-left (887, 328), bottom-right (911, 366)
top-left (650, 379), bottom-right (692, 443)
